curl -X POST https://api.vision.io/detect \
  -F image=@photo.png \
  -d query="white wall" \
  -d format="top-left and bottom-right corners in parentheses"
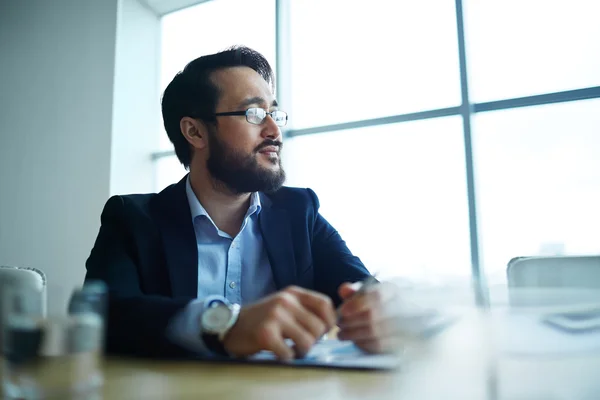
top-left (111, 0), bottom-right (161, 195)
top-left (0, 0), bottom-right (160, 314)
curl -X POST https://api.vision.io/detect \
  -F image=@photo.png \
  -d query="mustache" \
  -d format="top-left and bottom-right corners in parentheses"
top-left (255, 140), bottom-right (283, 153)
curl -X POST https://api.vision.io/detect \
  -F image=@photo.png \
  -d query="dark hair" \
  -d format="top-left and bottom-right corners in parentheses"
top-left (161, 46), bottom-right (275, 168)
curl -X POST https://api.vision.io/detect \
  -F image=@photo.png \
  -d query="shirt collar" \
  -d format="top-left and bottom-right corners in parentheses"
top-left (246, 192), bottom-right (262, 217)
top-left (185, 176), bottom-right (262, 222)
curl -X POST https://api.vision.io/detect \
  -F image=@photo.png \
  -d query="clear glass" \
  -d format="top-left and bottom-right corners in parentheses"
top-left (289, 0), bottom-right (461, 129)
top-left (154, 155), bottom-right (187, 192)
top-left (2, 285), bottom-right (105, 400)
top-left (472, 99), bottom-right (600, 281)
top-left (487, 287), bottom-right (600, 399)
top-left (465, 0), bottom-right (600, 102)
top-left (245, 108), bottom-right (288, 126)
top-left (283, 116), bottom-right (471, 281)
top-left (391, 283), bottom-right (600, 399)
top-left (159, 0), bottom-right (276, 150)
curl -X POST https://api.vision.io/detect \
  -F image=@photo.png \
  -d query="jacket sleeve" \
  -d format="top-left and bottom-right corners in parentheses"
top-left (307, 189), bottom-right (372, 306)
top-left (84, 196), bottom-right (197, 359)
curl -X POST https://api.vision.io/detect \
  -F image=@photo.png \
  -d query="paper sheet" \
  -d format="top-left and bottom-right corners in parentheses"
top-left (247, 339), bottom-right (402, 370)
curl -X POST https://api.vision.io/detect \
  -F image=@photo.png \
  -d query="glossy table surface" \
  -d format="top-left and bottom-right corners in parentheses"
top-left (7, 286), bottom-right (600, 399)
top-left (98, 309), bottom-right (600, 400)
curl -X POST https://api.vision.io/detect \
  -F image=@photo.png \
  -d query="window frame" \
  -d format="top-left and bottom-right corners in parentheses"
top-left (152, 0), bottom-right (600, 304)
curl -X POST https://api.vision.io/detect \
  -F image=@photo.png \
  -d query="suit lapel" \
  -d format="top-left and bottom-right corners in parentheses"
top-left (151, 175), bottom-right (198, 298)
top-left (259, 193), bottom-right (297, 289)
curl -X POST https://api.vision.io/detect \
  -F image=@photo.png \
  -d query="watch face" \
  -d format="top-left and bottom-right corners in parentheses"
top-left (202, 304), bottom-right (232, 333)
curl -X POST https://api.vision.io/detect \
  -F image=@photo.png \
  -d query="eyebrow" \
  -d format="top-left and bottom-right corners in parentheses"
top-left (237, 96), bottom-right (278, 109)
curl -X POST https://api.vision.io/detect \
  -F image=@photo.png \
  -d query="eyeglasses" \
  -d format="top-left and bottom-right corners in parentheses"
top-left (214, 107), bottom-right (288, 127)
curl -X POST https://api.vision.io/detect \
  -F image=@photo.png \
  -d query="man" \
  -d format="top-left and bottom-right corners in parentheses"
top-left (85, 46), bottom-right (398, 360)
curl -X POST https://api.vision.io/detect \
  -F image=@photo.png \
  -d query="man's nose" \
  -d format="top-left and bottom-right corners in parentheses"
top-left (261, 115), bottom-right (282, 140)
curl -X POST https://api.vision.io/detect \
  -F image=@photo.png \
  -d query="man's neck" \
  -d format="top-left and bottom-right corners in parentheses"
top-left (188, 170), bottom-right (251, 237)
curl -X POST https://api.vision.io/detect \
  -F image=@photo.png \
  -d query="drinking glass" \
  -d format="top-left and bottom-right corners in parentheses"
top-left (2, 282), bottom-right (107, 400)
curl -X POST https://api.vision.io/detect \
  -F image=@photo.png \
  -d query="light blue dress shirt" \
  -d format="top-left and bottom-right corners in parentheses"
top-left (168, 177), bottom-right (277, 354)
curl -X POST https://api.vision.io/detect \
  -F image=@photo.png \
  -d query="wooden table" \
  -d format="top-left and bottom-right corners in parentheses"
top-left (5, 307), bottom-right (599, 399)
top-left (99, 312), bottom-right (494, 400)
top-left (99, 311), bottom-right (600, 399)
top-left (103, 358), bottom-right (405, 400)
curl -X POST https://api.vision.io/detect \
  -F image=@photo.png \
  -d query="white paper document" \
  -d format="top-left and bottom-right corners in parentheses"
top-left (247, 339), bottom-right (402, 370)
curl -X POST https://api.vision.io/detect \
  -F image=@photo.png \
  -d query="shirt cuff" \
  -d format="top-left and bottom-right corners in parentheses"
top-left (167, 295), bottom-right (227, 356)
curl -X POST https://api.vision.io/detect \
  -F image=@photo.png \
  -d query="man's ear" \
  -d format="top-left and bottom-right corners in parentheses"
top-left (180, 117), bottom-right (209, 150)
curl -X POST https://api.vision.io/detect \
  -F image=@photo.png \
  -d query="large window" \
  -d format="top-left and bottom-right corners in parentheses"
top-left (473, 99), bottom-right (600, 276)
top-left (288, 0), bottom-right (461, 128)
top-left (464, 0), bottom-right (600, 102)
top-left (154, 0), bottom-right (600, 283)
top-left (158, 0), bottom-right (276, 151)
top-left (284, 117), bottom-right (471, 280)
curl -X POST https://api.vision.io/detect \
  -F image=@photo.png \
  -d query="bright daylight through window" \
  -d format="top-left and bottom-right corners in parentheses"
top-left (154, 0), bottom-right (600, 284)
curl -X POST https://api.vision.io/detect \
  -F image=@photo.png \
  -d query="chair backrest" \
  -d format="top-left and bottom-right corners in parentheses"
top-left (507, 255), bottom-right (600, 289)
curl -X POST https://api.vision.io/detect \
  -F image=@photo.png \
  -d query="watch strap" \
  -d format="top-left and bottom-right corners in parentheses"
top-left (201, 332), bottom-right (229, 356)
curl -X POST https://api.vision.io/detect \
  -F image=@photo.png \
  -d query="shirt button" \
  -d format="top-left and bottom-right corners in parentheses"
top-left (229, 281), bottom-right (237, 289)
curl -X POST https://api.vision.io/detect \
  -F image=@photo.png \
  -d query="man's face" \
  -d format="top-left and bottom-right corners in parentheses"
top-left (206, 67), bottom-right (285, 194)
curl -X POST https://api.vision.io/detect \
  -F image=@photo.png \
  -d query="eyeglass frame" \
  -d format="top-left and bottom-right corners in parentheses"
top-left (213, 107), bottom-right (288, 127)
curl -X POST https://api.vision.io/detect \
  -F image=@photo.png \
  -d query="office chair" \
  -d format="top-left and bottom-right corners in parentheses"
top-left (507, 255), bottom-right (600, 288)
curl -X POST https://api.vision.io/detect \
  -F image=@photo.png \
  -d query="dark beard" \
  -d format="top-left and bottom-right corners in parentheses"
top-left (206, 131), bottom-right (286, 194)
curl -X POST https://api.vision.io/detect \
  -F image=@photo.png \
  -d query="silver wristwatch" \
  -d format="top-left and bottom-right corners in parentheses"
top-left (200, 299), bottom-right (241, 355)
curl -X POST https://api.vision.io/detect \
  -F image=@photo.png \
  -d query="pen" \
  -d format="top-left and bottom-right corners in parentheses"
top-left (353, 274), bottom-right (379, 295)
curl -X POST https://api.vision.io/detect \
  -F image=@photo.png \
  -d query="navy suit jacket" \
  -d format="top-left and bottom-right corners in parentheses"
top-left (84, 176), bottom-right (370, 358)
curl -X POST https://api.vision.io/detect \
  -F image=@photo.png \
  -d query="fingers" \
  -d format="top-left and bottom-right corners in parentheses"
top-left (256, 322), bottom-right (295, 361)
top-left (229, 287), bottom-right (339, 360)
top-left (338, 282), bottom-right (398, 318)
top-left (285, 286), bottom-right (336, 330)
top-left (274, 290), bottom-right (330, 339)
top-left (335, 282), bottom-right (406, 355)
top-left (262, 312), bottom-right (317, 359)
top-left (279, 313), bottom-right (317, 358)
top-left (256, 308), bottom-right (316, 360)
top-left (337, 314), bottom-right (396, 341)
top-left (290, 300), bottom-right (329, 340)
top-left (338, 307), bottom-right (380, 330)
top-left (265, 288), bottom-right (336, 359)
top-left (339, 315), bottom-right (405, 354)
top-left (338, 281), bottom-right (361, 300)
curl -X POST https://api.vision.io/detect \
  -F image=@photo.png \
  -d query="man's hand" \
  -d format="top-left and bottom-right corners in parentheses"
top-left (336, 280), bottom-right (401, 354)
top-left (222, 286), bottom-right (336, 360)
